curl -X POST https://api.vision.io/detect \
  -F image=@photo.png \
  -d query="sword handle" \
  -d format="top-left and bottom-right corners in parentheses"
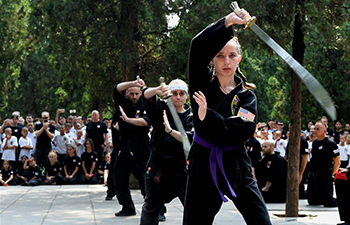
top-left (159, 77), bottom-right (165, 88)
top-left (230, 1), bottom-right (257, 30)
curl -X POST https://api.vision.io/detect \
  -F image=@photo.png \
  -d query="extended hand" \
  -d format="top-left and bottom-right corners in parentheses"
top-left (193, 91), bottom-right (207, 121)
top-left (119, 106), bottom-right (130, 123)
top-left (162, 110), bottom-right (171, 133)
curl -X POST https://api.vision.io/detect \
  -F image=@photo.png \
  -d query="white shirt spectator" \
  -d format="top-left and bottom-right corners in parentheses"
top-left (1, 136), bottom-right (18, 161)
top-left (338, 144), bottom-right (349, 162)
top-left (274, 139), bottom-right (288, 158)
top-left (27, 131), bottom-right (37, 155)
top-left (52, 134), bottom-right (71, 154)
top-left (19, 137), bottom-right (33, 159)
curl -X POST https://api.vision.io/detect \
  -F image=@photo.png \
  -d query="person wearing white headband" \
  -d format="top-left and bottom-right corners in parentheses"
top-left (140, 78), bottom-right (193, 225)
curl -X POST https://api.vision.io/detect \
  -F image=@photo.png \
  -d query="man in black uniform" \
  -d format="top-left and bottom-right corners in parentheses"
top-left (35, 112), bottom-right (56, 167)
top-left (253, 140), bottom-right (288, 203)
top-left (113, 79), bottom-right (151, 217)
top-left (307, 121), bottom-right (340, 207)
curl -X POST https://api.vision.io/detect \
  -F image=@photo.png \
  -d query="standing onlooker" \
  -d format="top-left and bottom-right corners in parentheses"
top-left (18, 127), bottom-right (33, 160)
top-left (267, 118), bottom-right (276, 140)
top-left (338, 135), bottom-right (349, 168)
top-left (72, 130), bottom-right (85, 157)
top-left (1, 128), bottom-right (18, 169)
top-left (273, 130), bottom-right (288, 158)
top-left (35, 112), bottom-right (55, 167)
top-left (334, 120), bottom-right (344, 144)
top-left (85, 110), bottom-right (109, 168)
top-left (112, 79), bottom-right (151, 216)
top-left (321, 116), bottom-right (334, 139)
top-left (307, 121), bottom-right (340, 207)
top-left (52, 125), bottom-right (71, 163)
top-left (27, 123), bottom-right (36, 156)
top-left (276, 120), bottom-right (287, 140)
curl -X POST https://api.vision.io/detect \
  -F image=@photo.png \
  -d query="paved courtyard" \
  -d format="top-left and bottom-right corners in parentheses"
top-left (0, 185), bottom-right (342, 225)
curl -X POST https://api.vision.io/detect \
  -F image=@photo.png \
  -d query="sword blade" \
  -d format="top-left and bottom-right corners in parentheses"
top-left (250, 23), bottom-right (336, 120)
top-left (166, 99), bottom-right (191, 160)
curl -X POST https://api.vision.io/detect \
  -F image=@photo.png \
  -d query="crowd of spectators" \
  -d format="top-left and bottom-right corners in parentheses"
top-left (0, 110), bottom-right (112, 186)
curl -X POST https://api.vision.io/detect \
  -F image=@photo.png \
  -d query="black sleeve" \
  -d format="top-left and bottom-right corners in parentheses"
top-left (142, 93), bottom-right (166, 129)
top-left (199, 91), bottom-right (257, 144)
top-left (188, 17), bottom-right (235, 124)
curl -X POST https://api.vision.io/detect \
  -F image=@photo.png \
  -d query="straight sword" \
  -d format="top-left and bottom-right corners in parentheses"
top-left (230, 2), bottom-right (337, 121)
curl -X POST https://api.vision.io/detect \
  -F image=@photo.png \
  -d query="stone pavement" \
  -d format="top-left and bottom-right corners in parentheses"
top-left (0, 185), bottom-right (342, 225)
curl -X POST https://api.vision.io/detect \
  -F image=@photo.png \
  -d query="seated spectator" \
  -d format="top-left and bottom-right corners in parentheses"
top-left (43, 150), bottom-right (64, 185)
top-left (80, 139), bottom-right (98, 184)
top-left (253, 140), bottom-right (288, 203)
top-left (14, 155), bottom-right (28, 185)
top-left (21, 157), bottom-right (43, 186)
top-left (0, 160), bottom-right (16, 186)
top-left (98, 153), bottom-right (111, 185)
top-left (52, 124), bottom-right (71, 163)
top-left (62, 145), bottom-right (81, 184)
top-left (19, 127), bottom-right (33, 160)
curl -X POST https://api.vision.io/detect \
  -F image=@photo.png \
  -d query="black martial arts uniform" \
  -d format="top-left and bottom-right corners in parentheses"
top-left (62, 155), bottom-right (81, 184)
top-left (307, 137), bottom-right (339, 206)
top-left (253, 153), bottom-right (288, 203)
top-left (183, 18), bottom-right (271, 225)
top-left (140, 94), bottom-right (193, 225)
top-left (80, 151), bottom-right (99, 184)
top-left (113, 86), bottom-right (151, 215)
top-left (43, 161), bottom-right (64, 185)
top-left (245, 137), bottom-right (262, 165)
top-left (335, 171), bottom-right (350, 224)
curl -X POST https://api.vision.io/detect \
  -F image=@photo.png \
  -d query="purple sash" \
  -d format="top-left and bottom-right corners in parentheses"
top-left (193, 133), bottom-right (238, 202)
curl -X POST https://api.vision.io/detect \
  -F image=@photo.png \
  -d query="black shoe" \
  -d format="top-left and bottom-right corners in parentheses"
top-left (115, 210), bottom-right (136, 217)
top-left (21, 182), bottom-right (29, 186)
top-left (105, 196), bottom-right (113, 200)
top-left (158, 213), bottom-right (166, 222)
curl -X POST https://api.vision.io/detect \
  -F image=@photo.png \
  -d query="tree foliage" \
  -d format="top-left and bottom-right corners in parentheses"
top-left (0, 0), bottom-right (349, 128)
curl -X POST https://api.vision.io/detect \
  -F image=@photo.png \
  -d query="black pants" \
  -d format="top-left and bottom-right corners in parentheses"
top-left (140, 168), bottom-right (186, 225)
top-left (183, 145), bottom-right (271, 225)
top-left (113, 155), bottom-right (147, 213)
top-left (307, 171), bottom-right (336, 206)
top-left (335, 177), bottom-right (350, 223)
top-left (35, 147), bottom-right (51, 167)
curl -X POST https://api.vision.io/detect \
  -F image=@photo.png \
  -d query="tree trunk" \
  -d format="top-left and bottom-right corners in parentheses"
top-left (286, 0), bottom-right (305, 217)
top-left (120, 0), bottom-right (140, 81)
